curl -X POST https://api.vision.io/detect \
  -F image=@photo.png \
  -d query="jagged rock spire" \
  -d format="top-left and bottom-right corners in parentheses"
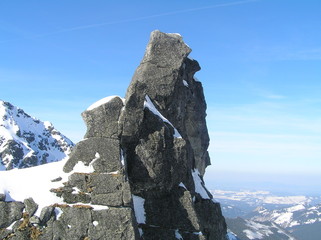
top-left (120, 30), bottom-right (210, 176)
top-left (117, 30), bottom-right (226, 239)
top-left (0, 31), bottom-right (226, 240)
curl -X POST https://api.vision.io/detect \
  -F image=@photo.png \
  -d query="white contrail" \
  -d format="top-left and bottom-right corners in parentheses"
top-left (1, 0), bottom-right (258, 42)
top-left (51, 0), bottom-right (258, 32)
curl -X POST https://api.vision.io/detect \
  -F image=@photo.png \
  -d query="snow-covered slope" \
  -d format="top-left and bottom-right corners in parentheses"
top-left (0, 156), bottom-right (110, 217)
top-left (213, 189), bottom-right (321, 239)
top-left (251, 204), bottom-right (321, 228)
top-left (0, 159), bottom-right (67, 215)
top-left (0, 100), bottom-right (74, 170)
top-left (226, 217), bottom-right (297, 240)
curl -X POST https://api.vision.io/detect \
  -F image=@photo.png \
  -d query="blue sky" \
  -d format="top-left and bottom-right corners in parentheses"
top-left (1, 0), bottom-right (321, 194)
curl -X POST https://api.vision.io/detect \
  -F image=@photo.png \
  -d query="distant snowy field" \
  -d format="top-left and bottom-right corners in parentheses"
top-left (0, 159), bottom-right (66, 215)
top-left (211, 189), bottom-right (318, 205)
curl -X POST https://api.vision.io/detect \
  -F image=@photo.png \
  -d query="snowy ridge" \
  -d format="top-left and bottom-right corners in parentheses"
top-left (214, 189), bottom-right (321, 239)
top-left (213, 189), bottom-right (321, 230)
top-left (226, 217), bottom-right (297, 240)
top-left (252, 203), bottom-right (321, 228)
top-left (243, 220), bottom-right (273, 239)
top-left (86, 95), bottom-right (122, 111)
top-left (0, 100), bottom-right (74, 170)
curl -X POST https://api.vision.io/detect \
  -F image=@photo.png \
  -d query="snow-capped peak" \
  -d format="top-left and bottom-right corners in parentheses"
top-left (0, 100), bottom-right (74, 170)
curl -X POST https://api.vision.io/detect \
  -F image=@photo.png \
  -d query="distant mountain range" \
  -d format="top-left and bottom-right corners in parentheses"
top-left (251, 204), bottom-right (321, 228)
top-left (226, 217), bottom-right (296, 240)
top-left (213, 190), bottom-right (321, 240)
top-left (0, 100), bottom-right (74, 170)
top-left (250, 204), bottom-right (321, 240)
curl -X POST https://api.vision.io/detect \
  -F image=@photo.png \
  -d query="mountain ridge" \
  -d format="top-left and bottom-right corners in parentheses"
top-left (0, 100), bottom-right (74, 170)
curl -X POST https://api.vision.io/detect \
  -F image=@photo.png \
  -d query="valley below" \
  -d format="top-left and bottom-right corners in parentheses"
top-left (212, 189), bottom-right (321, 240)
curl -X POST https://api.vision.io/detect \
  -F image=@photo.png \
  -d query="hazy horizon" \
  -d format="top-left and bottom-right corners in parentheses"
top-left (205, 170), bottom-right (321, 196)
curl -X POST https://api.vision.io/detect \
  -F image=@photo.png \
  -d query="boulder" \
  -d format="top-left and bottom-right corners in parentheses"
top-left (0, 201), bottom-right (24, 228)
top-left (82, 96), bottom-right (124, 139)
top-left (39, 206), bottom-right (54, 226)
top-left (0, 194), bottom-right (5, 201)
top-left (23, 198), bottom-right (38, 217)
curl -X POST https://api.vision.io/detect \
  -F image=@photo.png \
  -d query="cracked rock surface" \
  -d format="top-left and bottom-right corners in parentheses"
top-left (0, 30), bottom-right (226, 240)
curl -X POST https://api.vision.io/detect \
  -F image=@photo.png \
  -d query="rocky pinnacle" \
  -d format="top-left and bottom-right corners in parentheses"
top-left (0, 30), bottom-right (227, 240)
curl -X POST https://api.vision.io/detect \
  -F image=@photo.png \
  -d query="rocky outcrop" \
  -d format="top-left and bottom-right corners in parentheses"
top-left (119, 30), bottom-right (226, 239)
top-left (0, 30), bottom-right (226, 239)
top-left (120, 31), bottom-right (210, 176)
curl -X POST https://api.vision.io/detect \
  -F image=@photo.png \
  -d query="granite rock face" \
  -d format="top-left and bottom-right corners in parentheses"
top-left (0, 30), bottom-right (226, 239)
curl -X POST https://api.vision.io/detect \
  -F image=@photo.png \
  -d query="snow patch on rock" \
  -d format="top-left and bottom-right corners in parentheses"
top-left (192, 169), bottom-right (210, 199)
top-left (86, 96), bottom-right (119, 111)
top-left (132, 195), bottom-right (146, 224)
top-left (144, 95), bottom-right (182, 138)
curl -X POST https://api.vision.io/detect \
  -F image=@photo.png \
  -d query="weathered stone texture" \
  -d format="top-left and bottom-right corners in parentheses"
top-left (82, 96), bottom-right (124, 139)
top-left (23, 198), bottom-right (38, 217)
top-left (0, 30), bottom-right (226, 240)
top-left (63, 137), bottom-right (121, 173)
top-left (117, 30), bottom-right (226, 239)
top-left (0, 193), bottom-right (5, 201)
top-left (0, 201), bottom-right (24, 229)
